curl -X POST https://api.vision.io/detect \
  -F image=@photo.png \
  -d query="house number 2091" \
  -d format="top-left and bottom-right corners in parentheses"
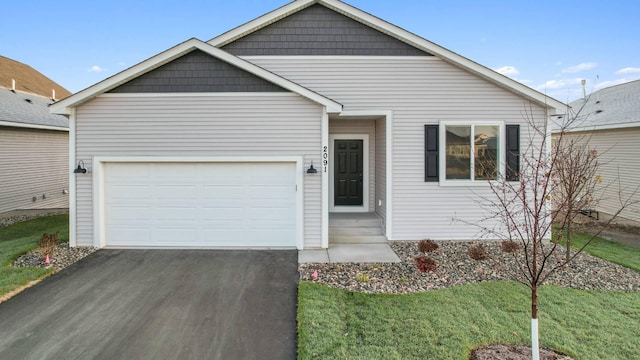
top-left (322, 146), bottom-right (328, 173)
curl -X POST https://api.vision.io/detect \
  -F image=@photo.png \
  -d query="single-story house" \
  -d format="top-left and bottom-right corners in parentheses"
top-left (552, 80), bottom-right (640, 224)
top-left (51, 0), bottom-right (565, 249)
top-left (0, 56), bottom-right (71, 215)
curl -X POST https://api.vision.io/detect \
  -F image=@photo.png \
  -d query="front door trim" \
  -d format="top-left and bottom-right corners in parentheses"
top-left (329, 134), bottom-right (369, 212)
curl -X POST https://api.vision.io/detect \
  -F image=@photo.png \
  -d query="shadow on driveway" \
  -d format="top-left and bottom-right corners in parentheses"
top-left (0, 249), bottom-right (298, 360)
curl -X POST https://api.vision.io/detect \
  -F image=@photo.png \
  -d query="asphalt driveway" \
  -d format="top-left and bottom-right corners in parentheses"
top-left (0, 249), bottom-right (298, 360)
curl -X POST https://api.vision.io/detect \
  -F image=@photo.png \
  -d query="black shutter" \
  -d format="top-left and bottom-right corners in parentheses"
top-left (424, 125), bottom-right (439, 182)
top-left (505, 124), bottom-right (520, 181)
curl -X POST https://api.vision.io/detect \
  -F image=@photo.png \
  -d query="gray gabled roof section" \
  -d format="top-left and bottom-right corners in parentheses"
top-left (0, 88), bottom-right (68, 131)
top-left (553, 80), bottom-right (640, 133)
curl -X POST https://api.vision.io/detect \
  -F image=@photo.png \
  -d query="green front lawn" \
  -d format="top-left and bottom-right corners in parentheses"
top-left (298, 281), bottom-right (640, 359)
top-left (0, 214), bottom-right (69, 296)
top-left (554, 230), bottom-right (640, 272)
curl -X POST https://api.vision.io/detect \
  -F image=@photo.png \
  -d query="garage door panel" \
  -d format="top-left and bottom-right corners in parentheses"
top-left (156, 207), bottom-right (198, 220)
top-left (200, 208), bottom-right (244, 220)
top-left (151, 228), bottom-right (198, 243)
top-left (108, 164), bottom-right (151, 178)
top-left (155, 185), bottom-right (199, 200)
top-left (248, 208), bottom-right (294, 221)
top-left (202, 186), bottom-right (246, 199)
top-left (104, 162), bottom-right (297, 247)
top-left (154, 164), bottom-right (197, 178)
top-left (107, 185), bottom-right (152, 199)
top-left (108, 206), bottom-right (153, 221)
top-left (108, 228), bottom-right (151, 245)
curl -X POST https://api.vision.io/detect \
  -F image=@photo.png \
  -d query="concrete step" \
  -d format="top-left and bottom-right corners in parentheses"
top-left (329, 226), bottom-right (384, 236)
top-left (328, 217), bottom-right (381, 227)
top-left (330, 235), bottom-right (388, 244)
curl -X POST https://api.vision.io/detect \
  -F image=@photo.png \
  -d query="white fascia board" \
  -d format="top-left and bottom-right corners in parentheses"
top-left (0, 120), bottom-right (68, 132)
top-left (552, 122), bottom-right (640, 134)
top-left (50, 38), bottom-right (342, 115)
top-left (208, 0), bottom-right (566, 114)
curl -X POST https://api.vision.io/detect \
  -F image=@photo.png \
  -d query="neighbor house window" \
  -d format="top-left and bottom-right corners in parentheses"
top-left (441, 123), bottom-right (503, 183)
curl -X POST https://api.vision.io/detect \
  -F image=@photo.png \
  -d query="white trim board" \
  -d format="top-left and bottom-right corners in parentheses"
top-left (329, 134), bottom-right (370, 213)
top-left (68, 109), bottom-right (77, 247)
top-left (91, 156), bottom-right (305, 250)
top-left (0, 120), bottom-right (68, 132)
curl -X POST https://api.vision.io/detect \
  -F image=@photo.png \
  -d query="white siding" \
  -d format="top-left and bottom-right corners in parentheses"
top-left (247, 56), bottom-right (547, 240)
top-left (562, 128), bottom-right (640, 224)
top-left (75, 93), bottom-right (323, 247)
top-left (329, 119), bottom-right (375, 211)
top-left (0, 127), bottom-right (69, 213)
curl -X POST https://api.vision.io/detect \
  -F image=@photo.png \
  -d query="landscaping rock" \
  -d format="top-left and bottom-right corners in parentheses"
top-left (12, 243), bottom-right (97, 270)
top-left (299, 241), bottom-right (640, 294)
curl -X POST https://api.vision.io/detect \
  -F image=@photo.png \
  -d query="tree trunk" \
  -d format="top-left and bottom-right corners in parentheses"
top-left (566, 223), bottom-right (572, 262)
top-left (531, 286), bottom-right (540, 360)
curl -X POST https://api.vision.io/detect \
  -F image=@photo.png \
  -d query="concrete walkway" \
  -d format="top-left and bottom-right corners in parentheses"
top-left (0, 250), bottom-right (298, 360)
top-left (299, 243), bottom-right (400, 263)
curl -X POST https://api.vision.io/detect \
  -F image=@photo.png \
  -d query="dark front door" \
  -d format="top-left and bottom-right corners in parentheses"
top-left (334, 139), bottom-right (363, 206)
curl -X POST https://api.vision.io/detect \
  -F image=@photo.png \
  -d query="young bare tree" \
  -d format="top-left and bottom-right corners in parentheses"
top-left (552, 135), bottom-right (600, 261)
top-left (470, 98), bottom-right (635, 360)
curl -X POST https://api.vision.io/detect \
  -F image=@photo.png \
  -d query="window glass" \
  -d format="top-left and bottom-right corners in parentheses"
top-left (474, 126), bottom-right (499, 180)
top-left (445, 126), bottom-right (471, 179)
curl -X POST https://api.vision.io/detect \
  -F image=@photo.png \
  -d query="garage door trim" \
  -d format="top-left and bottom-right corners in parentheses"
top-left (92, 156), bottom-right (304, 249)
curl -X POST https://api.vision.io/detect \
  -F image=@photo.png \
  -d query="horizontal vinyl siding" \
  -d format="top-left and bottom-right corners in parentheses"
top-left (0, 127), bottom-right (69, 213)
top-left (329, 120), bottom-right (375, 211)
top-left (75, 93), bottom-right (322, 247)
top-left (248, 56), bottom-right (546, 240)
top-left (564, 128), bottom-right (640, 223)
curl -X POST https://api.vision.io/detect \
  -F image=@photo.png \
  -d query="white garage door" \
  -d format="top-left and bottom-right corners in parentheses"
top-left (104, 162), bottom-right (297, 247)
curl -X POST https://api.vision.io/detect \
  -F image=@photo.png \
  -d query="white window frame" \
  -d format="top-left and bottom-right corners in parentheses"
top-left (439, 121), bottom-right (505, 186)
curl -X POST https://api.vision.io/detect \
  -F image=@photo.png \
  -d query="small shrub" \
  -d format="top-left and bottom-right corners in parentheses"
top-left (38, 231), bottom-right (59, 260)
top-left (467, 244), bottom-right (488, 260)
top-left (418, 239), bottom-right (439, 253)
top-left (356, 273), bottom-right (370, 283)
top-left (413, 255), bottom-right (438, 272)
top-left (500, 240), bottom-right (520, 253)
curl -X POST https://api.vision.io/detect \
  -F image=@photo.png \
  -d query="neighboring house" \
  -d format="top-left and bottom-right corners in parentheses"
top-left (552, 80), bottom-right (640, 224)
top-left (0, 56), bottom-right (71, 215)
top-left (51, 0), bottom-right (565, 249)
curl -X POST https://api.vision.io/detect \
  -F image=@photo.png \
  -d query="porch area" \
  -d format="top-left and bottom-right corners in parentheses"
top-left (298, 213), bottom-right (400, 263)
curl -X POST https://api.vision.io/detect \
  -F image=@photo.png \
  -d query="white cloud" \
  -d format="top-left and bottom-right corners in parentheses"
top-left (535, 78), bottom-right (583, 91)
top-left (562, 62), bottom-right (598, 73)
top-left (494, 65), bottom-right (520, 76)
top-left (555, 61), bottom-right (563, 66)
top-left (88, 65), bottom-right (107, 73)
top-left (594, 77), bottom-right (640, 90)
top-left (615, 67), bottom-right (640, 75)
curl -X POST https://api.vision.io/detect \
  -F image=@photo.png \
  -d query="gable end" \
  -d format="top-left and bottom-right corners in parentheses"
top-left (221, 4), bottom-right (430, 56)
top-left (109, 50), bottom-right (288, 93)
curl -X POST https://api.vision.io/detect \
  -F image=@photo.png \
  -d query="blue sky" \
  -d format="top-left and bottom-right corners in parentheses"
top-left (3, 0), bottom-right (639, 102)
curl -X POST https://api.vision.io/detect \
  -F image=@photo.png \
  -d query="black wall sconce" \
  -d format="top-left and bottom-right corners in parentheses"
top-left (73, 160), bottom-right (87, 174)
top-left (306, 161), bottom-right (318, 174)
